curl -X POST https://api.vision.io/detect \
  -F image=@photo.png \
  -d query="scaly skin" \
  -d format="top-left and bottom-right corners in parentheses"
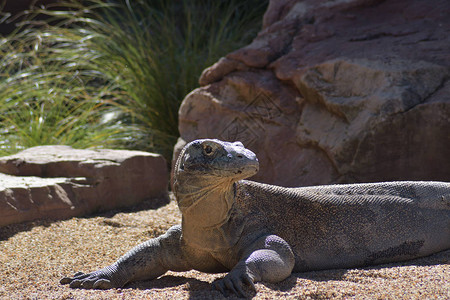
top-left (61, 139), bottom-right (450, 297)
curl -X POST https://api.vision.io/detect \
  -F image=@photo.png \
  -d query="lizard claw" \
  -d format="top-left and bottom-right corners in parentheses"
top-left (60, 269), bottom-right (115, 290)
top-left (212, 271), bottom-right (256, 298)
top-left (60, 272), bottom-right (88, 285)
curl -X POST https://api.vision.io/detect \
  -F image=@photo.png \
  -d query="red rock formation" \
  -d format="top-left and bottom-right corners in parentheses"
top-left (177, 0), bottom-right (450, 187)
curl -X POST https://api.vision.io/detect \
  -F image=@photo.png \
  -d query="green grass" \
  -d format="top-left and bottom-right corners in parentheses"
top-left (0, 0), bottom-right (268, 161)
top-left (0, 26), bottom-right (125, 155)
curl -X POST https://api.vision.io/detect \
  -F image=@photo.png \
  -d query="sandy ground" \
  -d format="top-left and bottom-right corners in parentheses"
top-left (1, 197), bottom-right (449, 300)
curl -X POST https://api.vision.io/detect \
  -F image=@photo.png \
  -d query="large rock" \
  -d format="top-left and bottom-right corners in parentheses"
top-left (0, 146), bottom-right (168, 227)
top-left (177, 0), bottom-right (450, 187)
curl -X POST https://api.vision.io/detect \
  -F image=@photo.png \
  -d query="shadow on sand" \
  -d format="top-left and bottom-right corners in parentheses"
top-left (0, 196), bottom-right (171, 241)
top-left (126, 249), bottom-right (449, 299)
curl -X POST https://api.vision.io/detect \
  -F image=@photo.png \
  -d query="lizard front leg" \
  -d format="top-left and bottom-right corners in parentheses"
top-left (212, 235), bottom-right (295, 297)
top-left (60, 225), bottom-right (191, 289)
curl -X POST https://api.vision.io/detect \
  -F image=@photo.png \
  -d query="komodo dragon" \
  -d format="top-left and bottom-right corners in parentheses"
top-left (61, 139), bottom-right (450, 297)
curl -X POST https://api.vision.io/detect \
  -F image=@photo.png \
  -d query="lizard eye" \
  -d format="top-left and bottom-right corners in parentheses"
top-left (203, 144), bottom-right (213, 155)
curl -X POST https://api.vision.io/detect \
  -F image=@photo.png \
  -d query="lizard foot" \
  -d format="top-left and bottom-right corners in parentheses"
top-left (212, 266), bottom-right (256, 298)
top-left (60, 267), bottom-right (120, 289)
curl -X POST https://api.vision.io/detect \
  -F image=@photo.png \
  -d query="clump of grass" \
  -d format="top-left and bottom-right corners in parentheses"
top-left (0, 26), bottom-right (125, 155)
top-left (0, 0), bottom-right (268, 160)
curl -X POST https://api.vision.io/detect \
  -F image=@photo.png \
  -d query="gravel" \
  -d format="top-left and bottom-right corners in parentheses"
top-left (1, 198), bottom-right (449, 300)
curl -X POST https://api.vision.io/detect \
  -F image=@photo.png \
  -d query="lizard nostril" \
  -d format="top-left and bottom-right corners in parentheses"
top-left (236, 154), bottom-right (243, 159)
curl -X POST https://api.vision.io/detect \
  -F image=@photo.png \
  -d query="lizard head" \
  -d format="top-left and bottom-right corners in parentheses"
top-left (173, 139), bottom-right (259, 222)
top-left (174, 139), bottom-right (259, 182)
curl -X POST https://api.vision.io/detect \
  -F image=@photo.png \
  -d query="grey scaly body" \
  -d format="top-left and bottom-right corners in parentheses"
top-left (61, 139), bottom-right (450, 296)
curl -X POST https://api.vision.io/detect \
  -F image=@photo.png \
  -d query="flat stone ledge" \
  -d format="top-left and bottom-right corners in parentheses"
top-left (0, 173), bottom-right (75, 190)
top-left (0, 146), bottom-right (169, 227)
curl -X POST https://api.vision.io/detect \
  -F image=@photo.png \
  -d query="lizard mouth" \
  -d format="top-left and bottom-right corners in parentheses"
top-left (204, 160), bottom-right (259, 180)
top-left (233, 159), bottom-right (259, 179)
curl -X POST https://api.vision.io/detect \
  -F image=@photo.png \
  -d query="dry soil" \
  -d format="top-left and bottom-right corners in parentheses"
top-left (1, 197), bottom-right (449, 300)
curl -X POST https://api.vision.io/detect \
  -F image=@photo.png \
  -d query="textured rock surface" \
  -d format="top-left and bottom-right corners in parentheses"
top-left (177, 0), bottom-right (450, 187)
top-left (0, 146), bottom-right (168, 227)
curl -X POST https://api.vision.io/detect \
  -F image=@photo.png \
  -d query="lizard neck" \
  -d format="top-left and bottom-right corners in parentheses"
top-left (174, 175), bottom-right (243, 250)
top-left (175, 175), bottom-right (235, 228)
